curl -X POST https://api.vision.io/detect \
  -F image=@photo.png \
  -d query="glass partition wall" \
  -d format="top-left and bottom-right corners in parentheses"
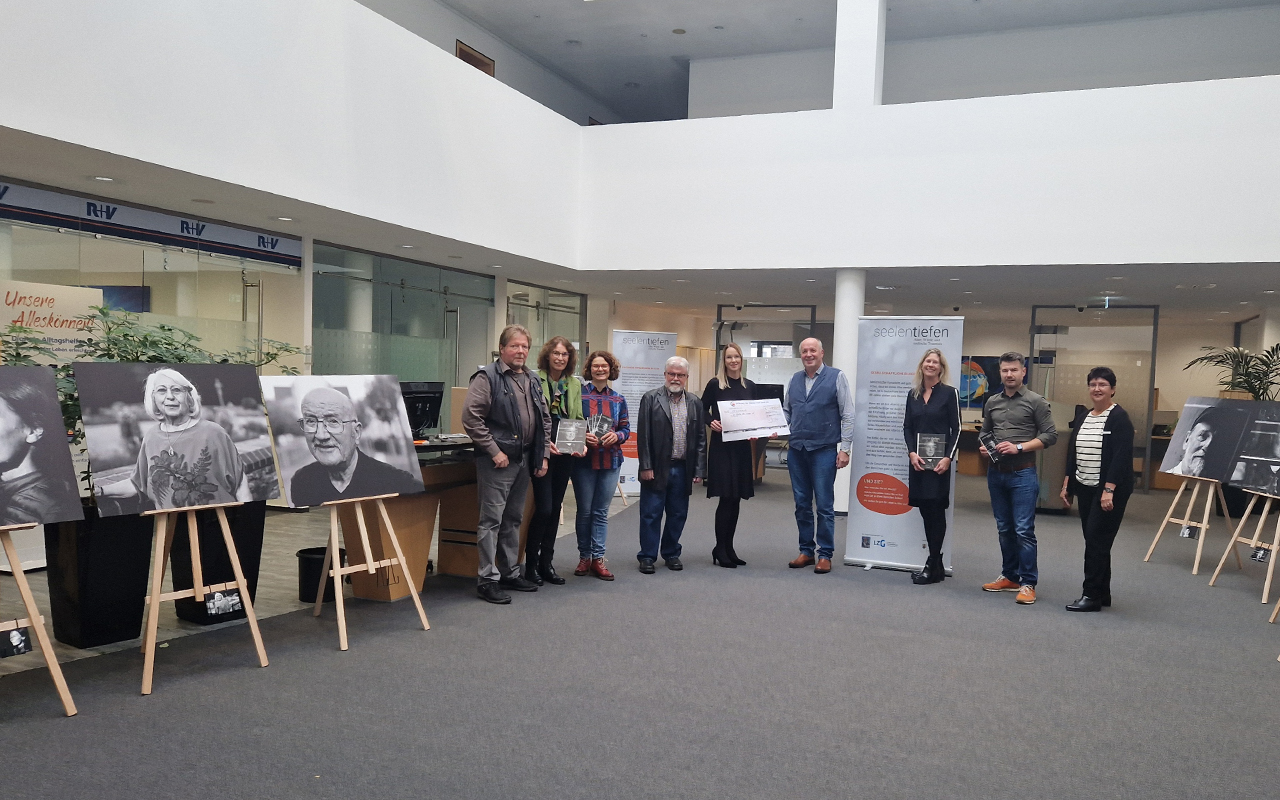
top-left (1030, 305), bottom-right (1158, 499)
top-left (505, 281), bottom-right (584, 350)
top-left (312, 243), bottom-right (495, 434)
top-left (0, 219), bottom-right (302, 368)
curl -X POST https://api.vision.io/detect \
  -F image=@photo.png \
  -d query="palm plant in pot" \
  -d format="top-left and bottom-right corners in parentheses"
top-left (1184, 344), bottom-right (1280, 401)
top-left (2, 307), bottom-right (300, 645)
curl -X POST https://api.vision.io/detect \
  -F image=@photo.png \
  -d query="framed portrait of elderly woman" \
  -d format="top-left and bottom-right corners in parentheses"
top-left (74, 363), bottom-right (280, 517)
top-left (0, 365), bottom-right (83, 527)
top-left (258, 375), bottom-right (425, 508)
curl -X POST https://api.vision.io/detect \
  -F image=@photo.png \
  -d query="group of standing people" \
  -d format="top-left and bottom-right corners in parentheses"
top-left (462, 325), bottom-right (1137, 614)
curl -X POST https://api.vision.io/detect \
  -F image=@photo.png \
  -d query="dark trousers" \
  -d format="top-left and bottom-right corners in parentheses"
top-left (916, 500), bottom-right (947, 559)
top-left (1075, 483), bottom-right (1129, 600)
top-left (714, 496), bottom-right (741, 554)
top-left (638, 461), bottom-right (689, 562)
top-left (526, 453), bottom-right (573, 567)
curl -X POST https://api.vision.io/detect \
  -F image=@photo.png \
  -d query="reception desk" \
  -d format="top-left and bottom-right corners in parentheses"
top-left (341, 442), bottom-right (532, 601)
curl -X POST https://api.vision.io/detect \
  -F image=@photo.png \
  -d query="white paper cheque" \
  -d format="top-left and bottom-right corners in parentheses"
top-left (718, 398), bottom-right (789, 442)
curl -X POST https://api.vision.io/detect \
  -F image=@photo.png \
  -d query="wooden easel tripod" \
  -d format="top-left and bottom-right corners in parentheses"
top-left (1144, 476), bottom-right (1233, 575)
top-left (0, 522), bottom-right (76, 716)
top-left (140, 501), bottom-right (268, 695)
top-left (312, 493), bottom-right (429, 651)
top-left (1209, 490), bottom-right (1280, 602)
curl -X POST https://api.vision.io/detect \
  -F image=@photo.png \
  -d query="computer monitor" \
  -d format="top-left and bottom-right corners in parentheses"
top-left (400, 381), bottom-right (444, 439)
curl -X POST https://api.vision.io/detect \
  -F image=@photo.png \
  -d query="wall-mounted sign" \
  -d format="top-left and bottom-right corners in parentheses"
top-left (0, 179), bottom-right (301, 268)
top-left (1, 278), bottom-right (103, 361)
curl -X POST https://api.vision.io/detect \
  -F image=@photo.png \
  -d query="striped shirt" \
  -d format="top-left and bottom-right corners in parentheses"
top-left (1074, 405), bottom-right (1112, 486)
top-left (581, 382), bottom-right (631, 471)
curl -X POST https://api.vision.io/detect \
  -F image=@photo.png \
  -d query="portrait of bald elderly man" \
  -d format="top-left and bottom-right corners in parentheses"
top-left (263, 378), bottom-right (424, 507)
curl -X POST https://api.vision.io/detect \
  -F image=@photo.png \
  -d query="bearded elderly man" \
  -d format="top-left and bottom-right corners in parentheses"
top-left (635, 356), bottom-right (707, 573)
top-left (290, 386), bottom-right (424, 506)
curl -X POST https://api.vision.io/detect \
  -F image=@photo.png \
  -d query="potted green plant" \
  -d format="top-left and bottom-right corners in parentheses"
top-left (1184, 344), bottom-right (1280, 401)
top-left (2, 307), bottom-right (299, 645)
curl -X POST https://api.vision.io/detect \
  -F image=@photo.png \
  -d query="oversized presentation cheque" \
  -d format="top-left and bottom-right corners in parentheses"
top-left (718, 398), bottom-right (789, 442)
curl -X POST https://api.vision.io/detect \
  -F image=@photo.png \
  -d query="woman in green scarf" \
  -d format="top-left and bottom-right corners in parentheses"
top-left (525, 336), bottom-right (585, 585)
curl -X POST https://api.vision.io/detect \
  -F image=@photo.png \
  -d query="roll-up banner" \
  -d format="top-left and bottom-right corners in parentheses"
top-left (845, 317), bottom-right (964, 571)
top-left (611, 330), bottom-right (677, 493)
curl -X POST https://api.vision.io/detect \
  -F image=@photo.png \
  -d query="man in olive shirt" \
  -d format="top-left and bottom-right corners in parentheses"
top-left (979, 352), bottom-right (1057, 605)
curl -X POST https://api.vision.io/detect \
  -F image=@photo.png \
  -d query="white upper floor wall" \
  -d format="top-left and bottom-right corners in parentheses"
top-left (1, 0), bottom-right (1277, 274)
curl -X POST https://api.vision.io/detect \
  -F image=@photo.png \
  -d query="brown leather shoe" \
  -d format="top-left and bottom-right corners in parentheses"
top-left (591, 558), bottom-right (615, 581)
top-left (789, 553), bottom-right (816, 569)
top-left (814, 557), bottom-right (832, 574)
top-left (573, 557), bottom-right (591, 577)
top-left (1015, 584), bottom-right (1036, 604)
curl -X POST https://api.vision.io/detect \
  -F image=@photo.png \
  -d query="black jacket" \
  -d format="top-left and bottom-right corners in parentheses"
top-left (636, 387), bottom-right (707, 495)
top-left (471, 360), bottom-right (548, 462)
top-left (1065, 404), bottom-right (1135, 500)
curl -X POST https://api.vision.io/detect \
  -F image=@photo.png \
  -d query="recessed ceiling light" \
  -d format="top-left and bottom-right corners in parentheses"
top-left (491, 265), bottom-right (503, 269)
top-left (400, 245), bottom-right (414, 248)
top-left (805, 279), bottom-right (816, 282)
top-left (672, 28), bottom-right (686, 34)
top-left (191, 199), bottom-right (215, 204)
top-left (874, 285), bottom-right (896, 290)
top-left (973, 301), bottom-right (983, 305)
top-left (1240, 301), bottom-right (1250, 305)
top-left (1264, 289), bottom-right (1276, 294)
top-left (1107, 276), bottom-right (1126, 280)
top-left (613, 292), bottom-right (623, 295)
top-left (558, 279), bottom-right (573, 283)
top-left (777, 308), bottom-right (792, 312)
top-left (92, 176), bottom-right (114, 182)
top-left (1218, 311), bottom-right (1231, 314)
top-left (674, 279), bottom-right (689, 283)
top-left (963, 291), bottom-right (973, 294)
top-left (949, 278), bottom-right (961, 281)
top-left (655, 300), bottom-right (664, 304)
top-left (275, 217), bottom-right (293, 221)
top-left (715, 291), bottom-right (733, 295)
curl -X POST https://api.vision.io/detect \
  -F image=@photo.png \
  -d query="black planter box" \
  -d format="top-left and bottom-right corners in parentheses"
top-left (45, 507), bottom-right (154, 649)
top-left (166, 501), bottom-right (266, 625)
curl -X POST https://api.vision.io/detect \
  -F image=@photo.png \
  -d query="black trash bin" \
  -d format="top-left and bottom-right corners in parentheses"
top-left (167, 501), bottom-right (268, 625)
top-left (298, 547), bottom-right (346, 603)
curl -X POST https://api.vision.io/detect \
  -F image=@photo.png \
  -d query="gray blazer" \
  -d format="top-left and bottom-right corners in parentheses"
top-left (636, 387), bottom-right (708, 495)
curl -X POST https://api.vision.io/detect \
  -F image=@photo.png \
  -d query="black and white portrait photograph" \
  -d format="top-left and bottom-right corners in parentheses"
top-left (75, 363), bottom-right (279, 517)
top-left (1229, 402), bottom-right (1280, 497)
top-left (1159, 397), bottom-right (1252, 483)
top-left (259, 374), bottom-right (424, 507)
top-left (0, 365), bottom-right (83, 527)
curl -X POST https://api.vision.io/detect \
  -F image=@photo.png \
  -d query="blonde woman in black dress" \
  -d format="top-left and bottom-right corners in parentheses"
top-left (703, 342), bottom-right (757, 568)
top-left (903, 348), bottom-right (960, 585)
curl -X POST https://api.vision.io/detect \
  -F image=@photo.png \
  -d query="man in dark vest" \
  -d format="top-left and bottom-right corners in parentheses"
top-left (783, 337), bottom-right (856, 574)
top-left (461, 324), bottom-right (552, 604)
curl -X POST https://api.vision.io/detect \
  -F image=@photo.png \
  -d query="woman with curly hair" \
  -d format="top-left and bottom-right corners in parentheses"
top-left (571, 350), bottom-right (630, 581)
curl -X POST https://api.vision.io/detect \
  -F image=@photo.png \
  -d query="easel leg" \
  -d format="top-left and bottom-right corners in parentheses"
top-left (329, 507), bottom-right (349, 651)
top-left (1263, 509), bottom-right (1280, 605)
top-left (186, 510), bottom-right (205, 603)
top-left (1, 531), bottom-right (76, 717)
top-left (1192, 483), bottom-right (1213, 575)
top-left (141, 513), bottom-right (170, 696)
top-left (1210, 494), bottom-right (1257, 585)
top-left (1216, 482), bottom-right (1238, 569)
top-left (1146, 479), bottom-right (1188, 562)
top-left (376, 499), bottom-right (429, 631)
top-left (214, 508), bottom-right (268, 668)
top-left (312, 540), bottom-right (333, 618)
top-left (353, 502), bottom-right (377, 576)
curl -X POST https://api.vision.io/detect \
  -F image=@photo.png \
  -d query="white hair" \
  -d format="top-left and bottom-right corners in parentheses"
top-left (665, 356), bottom-right (689, 372)
top-left (142, 368), bottom-right (202, 421)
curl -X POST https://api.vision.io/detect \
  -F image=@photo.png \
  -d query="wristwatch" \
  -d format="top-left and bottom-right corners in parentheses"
top-left (1102, 487), bottom-right (1114, 494)
top-left (1016, 443), bottom-right (1023, 452)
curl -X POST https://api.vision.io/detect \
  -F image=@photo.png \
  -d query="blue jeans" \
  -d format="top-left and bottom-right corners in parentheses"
top-left (638, 461), bottom-right (690, 562)
top-left (572, 463), bottom-right (620, 560)
top-left (988, 467), bottom-right (1040, 585)
top-left (788, 444), bottom-right (837, 560)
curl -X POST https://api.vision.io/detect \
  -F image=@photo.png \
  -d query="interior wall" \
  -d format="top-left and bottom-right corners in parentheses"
top-left (688, 49), bottom-right (836, 119)
top-left (884, 5), bottom-right (1280, 104)
top-left (609, 301), bottom-right (715, 351)
top-left (1157, 321), bottom-right (1235, 410)
top-left (356, 0), bottom-right (625, 125)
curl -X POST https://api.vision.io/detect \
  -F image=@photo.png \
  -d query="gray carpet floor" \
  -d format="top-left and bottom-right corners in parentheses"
top-left (3, 474), bottom-right (1279, 799)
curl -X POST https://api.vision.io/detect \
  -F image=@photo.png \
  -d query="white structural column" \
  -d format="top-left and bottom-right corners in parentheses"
top-left (833, 268), bottom-right (866, 513)
top-left (832, 0), bottom-right (888, 108)
top-left (1262, 305), bottom-right (1280, 351)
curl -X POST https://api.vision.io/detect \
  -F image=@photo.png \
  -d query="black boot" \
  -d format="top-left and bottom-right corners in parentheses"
top-left (523, 560), bottom-right (544, 587)
top-left (912, 554), bottom-right (944, 585)
top-left (726, 544), bottom-right (746, 566)
top-left (539, 557), bottom-right (566, 585)
top-left (712, 545), bottom-right (736, 568)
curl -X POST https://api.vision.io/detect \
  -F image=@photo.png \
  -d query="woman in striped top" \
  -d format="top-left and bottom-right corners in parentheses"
top-left (1060, 367), bottom-right (1135, 613)
top-left (571, 350), bottom-right (631, 581)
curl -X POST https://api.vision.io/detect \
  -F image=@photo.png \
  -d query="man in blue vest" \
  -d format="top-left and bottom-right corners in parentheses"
top-left (783, 338), bottom-right (856, 573)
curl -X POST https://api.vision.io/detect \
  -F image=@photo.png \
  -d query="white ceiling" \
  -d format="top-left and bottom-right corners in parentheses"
top-left (425, 0), bottom-right (1280, 121)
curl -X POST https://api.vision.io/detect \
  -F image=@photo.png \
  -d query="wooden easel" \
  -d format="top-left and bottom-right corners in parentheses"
top-left (1145, 476), bottom-right (1234, 575)
top-left (312, 493), bottom-right (429, 651)
top-left (140, 501), bottom-right (268, 695)
top-left (1209, 490), bottom-right (1278, 602)
top-left (0, 523), bottom-right (76, 716)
